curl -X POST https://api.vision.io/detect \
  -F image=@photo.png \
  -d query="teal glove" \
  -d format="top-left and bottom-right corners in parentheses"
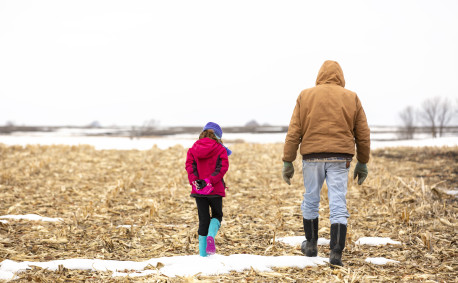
top-left (282, 161), bottom-right (294, 185)
top-left (353, 162), bottom-right (368, 185)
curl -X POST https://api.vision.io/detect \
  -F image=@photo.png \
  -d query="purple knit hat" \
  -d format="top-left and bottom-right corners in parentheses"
top-left (203, 122), bottom-right (223, 139)
top-left (202, 122), bottom-right (232, 156)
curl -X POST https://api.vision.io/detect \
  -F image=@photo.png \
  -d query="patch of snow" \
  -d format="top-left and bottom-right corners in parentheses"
top-left (0, 270), bottom-right (14, 281)
top-left (0, 254), bottom-right (328, 280)
top-left (355, 237), bottom-right (401, 246)
top-left (0, 214), bottom-right (63, 222)
top-left (0, 220), bottom-right (7, 224)
top-left (445, 189), bottom-right (458, 196)
top-left (0, 135), bottom-right (194, 150)
top-left (276, 236), bottom-right (330, 246)
top-left (365, 257), bottom-right (400, 265)
top-left (170, 133), bottom-right (287, 144)
top-left (371, 137), bottom-right (458, 149)
top-left (116, 225), bottom-right (137, 228)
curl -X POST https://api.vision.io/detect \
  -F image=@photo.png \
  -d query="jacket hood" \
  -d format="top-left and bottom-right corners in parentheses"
top-left (191, 138), bottom-right (223, 159)
top-left (315, 60), bottom-right (345, 87)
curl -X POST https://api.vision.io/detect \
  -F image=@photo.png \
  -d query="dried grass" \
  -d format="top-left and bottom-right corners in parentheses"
top-left (0, 143), bottom-right (457, 282)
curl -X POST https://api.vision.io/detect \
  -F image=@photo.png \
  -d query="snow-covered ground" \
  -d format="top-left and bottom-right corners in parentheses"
top-left (0, 214), bottom-right (63, 222)
top-left (0, 255), bottom-right (330, 279)
top-left (355, 237), bottom-right (401, 246)
top-left (0, 132), bottom-right (195, 150)
top-left (0, 214), bottom-right (401, 280)
top-left (1, 131), bottom-right (457, 150)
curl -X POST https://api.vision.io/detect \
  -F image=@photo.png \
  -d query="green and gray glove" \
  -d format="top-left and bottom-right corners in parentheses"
top-left (282, 161), bottom-right (294, 185)
top-left (353, 162), bottom-right (368, 185)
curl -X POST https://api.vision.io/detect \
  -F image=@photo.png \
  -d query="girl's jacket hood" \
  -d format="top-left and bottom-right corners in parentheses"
top-left (315, 60), bottom-right (346, 87)
top-left (191, 138), bottom-right (223, 159)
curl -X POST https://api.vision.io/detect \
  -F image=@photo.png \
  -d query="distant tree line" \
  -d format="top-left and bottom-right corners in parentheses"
top-left (399, 96), bottom-right (456, 139)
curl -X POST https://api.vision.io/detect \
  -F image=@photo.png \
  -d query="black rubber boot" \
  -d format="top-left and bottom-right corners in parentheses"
top-left (301, 218), bottom-right (318, 257)
top-left (329, 223), bottom-right (347, 267)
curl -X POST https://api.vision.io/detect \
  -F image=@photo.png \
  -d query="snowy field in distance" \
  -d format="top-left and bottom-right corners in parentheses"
top-left (1, 129), bottom-right (457, 150)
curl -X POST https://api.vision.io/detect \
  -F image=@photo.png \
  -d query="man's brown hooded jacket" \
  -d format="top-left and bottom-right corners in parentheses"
top-left (283, 60), bottom-right (370, 164)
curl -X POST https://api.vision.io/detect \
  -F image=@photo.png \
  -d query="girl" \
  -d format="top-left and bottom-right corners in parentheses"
top-left (185, 122), bottom-right (231, 257)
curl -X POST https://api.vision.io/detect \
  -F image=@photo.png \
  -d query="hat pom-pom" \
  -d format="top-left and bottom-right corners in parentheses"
top-left (224, 145), bottom-right (232, 156)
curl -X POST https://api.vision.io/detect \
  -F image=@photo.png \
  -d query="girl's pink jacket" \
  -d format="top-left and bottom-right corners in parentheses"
top-left (185, 138), bottom-right (229, 197)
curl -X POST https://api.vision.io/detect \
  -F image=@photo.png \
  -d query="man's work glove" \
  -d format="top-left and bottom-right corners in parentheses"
top-left (282, 162), bottom-right (294, 185)
top-left (353, 162), bottom-right (368, 185)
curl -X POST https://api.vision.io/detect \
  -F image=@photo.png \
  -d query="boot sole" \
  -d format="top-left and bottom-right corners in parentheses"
top-left (206, 236), bottom-right (216, 255)
top-left (330, 250), bottom-right (343, 267)
top-left (301, 240), bottom-right (317, 257)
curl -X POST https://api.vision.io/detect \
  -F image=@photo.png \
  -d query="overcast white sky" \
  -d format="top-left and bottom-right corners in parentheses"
top-left (1, 0), bottom-right (457, 127)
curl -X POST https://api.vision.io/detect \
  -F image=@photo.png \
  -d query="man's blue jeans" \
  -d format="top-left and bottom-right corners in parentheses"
top-left (301, 161), bottom-right (350, 225)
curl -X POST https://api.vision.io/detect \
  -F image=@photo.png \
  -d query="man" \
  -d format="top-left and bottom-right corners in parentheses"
top-left (282, 60), bottom-right (370, 267)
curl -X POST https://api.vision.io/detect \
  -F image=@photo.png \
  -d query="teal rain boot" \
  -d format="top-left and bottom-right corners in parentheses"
top-left (206, 218), bottom-right (221, 255)
top-left (199, 235), bottom-right (208, 257)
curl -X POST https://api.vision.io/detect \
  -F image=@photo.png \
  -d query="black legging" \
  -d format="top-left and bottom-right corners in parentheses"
top-left (195, 197), bottom-right (223, 236)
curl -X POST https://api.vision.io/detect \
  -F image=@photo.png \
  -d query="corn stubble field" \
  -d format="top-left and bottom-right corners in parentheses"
top-left (0, 143), bottom-right (457, 282)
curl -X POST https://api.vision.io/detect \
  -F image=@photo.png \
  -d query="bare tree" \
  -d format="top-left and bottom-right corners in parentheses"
top-left (419, 97), bottom-right (441, 138)
top-left (418, 96), bottom-right (454, 138)
top-left (437, 97), bottom-right (453, 137)
top-left (140, 119), bottom-right (159, 136)
top-left (398, 106), bottom-right (415, 139)
top-left (130, 119), bottom-right (159, 139)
